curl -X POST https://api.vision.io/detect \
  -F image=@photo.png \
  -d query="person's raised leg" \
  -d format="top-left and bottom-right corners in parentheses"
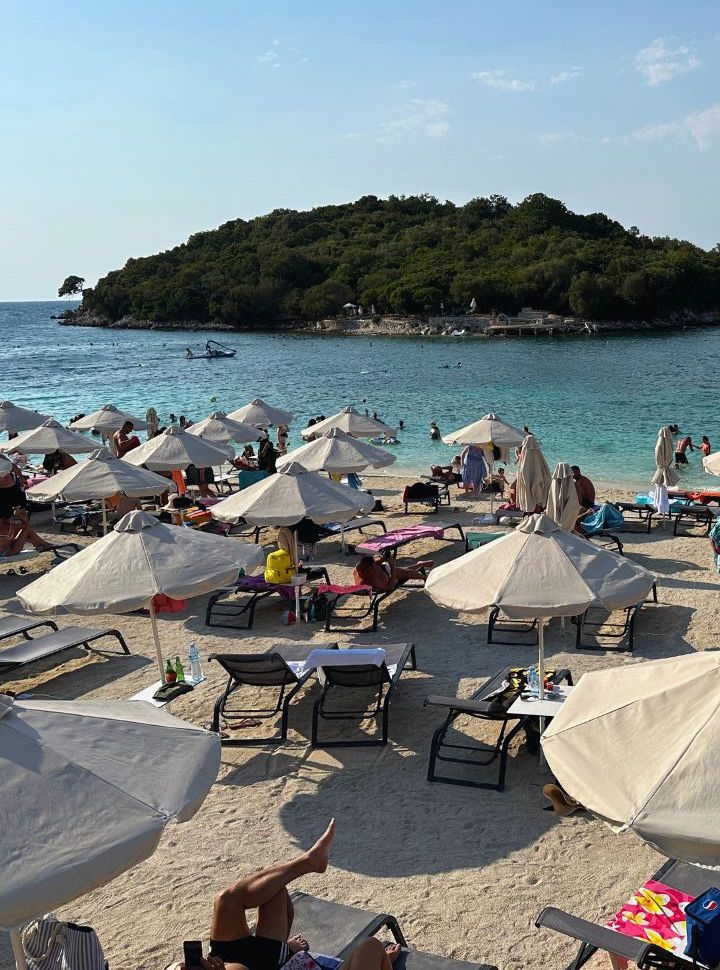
top-left (211, 819), bottom-right (335, 942)
top-left (339, 938), bottom-right (401, 969)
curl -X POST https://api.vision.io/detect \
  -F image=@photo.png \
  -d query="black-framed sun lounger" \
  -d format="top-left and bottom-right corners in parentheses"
top-left (610, 501), bottom-right (656, 533)
top-left (586, 531), bottom-right (624, 555)
top-left (672, 503), bottom-right (717, 536)
top-left (321, 579), bottom-right (423, 633)
top-left (572, 603), bottom-right (643, 653)
top-left (0, 615), bottom-right (59, 641)
top-left (311, 641), bottom-right (416, 748)
top-left (464, 531), bottom-right (506, 552)
top-left (536, 858), bottom-right (716, 970)
top-left (355, 523), bottom-right (465, 557)
top-left (420, 476), bottom-right (452, 506)
top-left (320, 516), bottom-right (388, 541)
top-left (425, 665), bottom-right (573, 792)
top-left (0, 542), bottom-right (80, 575)
top-left (0, 625), bottom-right (130, 674)
top-left (225, 522), bottom-right (264, 543)
top-left (487, 608), bottom-right (539, 646)
top-left (205, 576), bottom-right (296, 629)
top-left (290, 892), bottom-right (495, 968)
top-left (208, 643), bottom-right (339, 745)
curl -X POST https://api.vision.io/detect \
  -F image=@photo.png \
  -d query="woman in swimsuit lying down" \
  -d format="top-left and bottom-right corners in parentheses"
top-left (353, 551), bottom-right (433, 590)
top-left (166, 820), bottom-right (401, 970)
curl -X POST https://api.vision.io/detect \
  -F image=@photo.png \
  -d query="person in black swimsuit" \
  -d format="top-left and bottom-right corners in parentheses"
top-left (0, 459), bottom-right (51, 551)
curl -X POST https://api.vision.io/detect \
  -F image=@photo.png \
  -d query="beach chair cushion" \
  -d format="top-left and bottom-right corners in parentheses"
top-left (356, 525), bottom-right (445, 554)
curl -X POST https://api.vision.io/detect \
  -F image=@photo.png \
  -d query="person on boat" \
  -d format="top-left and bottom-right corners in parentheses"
top-left (429, 421), bottom-right (441, 441)
top-left (354, 550), bottom-right (433, 591)
top-left (113, 421), bottom-right (140, 458)
top-left (675, 433), bottom-right (694, 466)
top-left (700, 435), bottom-right (712, 457)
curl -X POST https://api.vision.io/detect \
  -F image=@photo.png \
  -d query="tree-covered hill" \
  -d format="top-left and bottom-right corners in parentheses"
top-left (80, 193), bottom-right (720, 325)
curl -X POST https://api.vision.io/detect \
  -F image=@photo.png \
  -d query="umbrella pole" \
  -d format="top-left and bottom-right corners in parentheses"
top-left (101, 498), bottom-right (108, 536)
top-left (293, 531), bottom-right (301, 620)
top-left (538, 618), bottom-right (546, 764)
top-left (489, 456), bottom-right (495, 513)
top-left (149, 599), bottom-right (165, 680)
top-left (10, 928), bottom-right (28, 970)
top-left (340, 522), bottom-right (346, 554)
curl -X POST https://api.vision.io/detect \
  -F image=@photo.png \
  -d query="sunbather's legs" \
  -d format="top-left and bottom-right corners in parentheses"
top-left (395, 561), bottom-right (433, 582)
top-left (211, 819), bottom-right (335, 942)
top-left (339, 939), bottom-right (401, 969)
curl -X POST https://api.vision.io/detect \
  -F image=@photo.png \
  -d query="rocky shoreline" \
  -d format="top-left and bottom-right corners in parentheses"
top-left (56, 308), bottom-right (720, 338)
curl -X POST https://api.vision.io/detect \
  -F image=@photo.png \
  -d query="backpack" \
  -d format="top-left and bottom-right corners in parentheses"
top-left (265, 549), bottom-right (295, 584)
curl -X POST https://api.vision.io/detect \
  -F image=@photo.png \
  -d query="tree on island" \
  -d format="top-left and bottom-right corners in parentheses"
top-left (58, 275), bottom-right (85, 298)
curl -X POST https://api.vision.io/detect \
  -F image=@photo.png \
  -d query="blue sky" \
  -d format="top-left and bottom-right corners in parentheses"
top-left (2, 0), bottom-right (719, 300)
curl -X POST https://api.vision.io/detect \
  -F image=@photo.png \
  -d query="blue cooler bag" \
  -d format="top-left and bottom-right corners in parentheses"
top-left (684, 887), bottom-right (720, 966)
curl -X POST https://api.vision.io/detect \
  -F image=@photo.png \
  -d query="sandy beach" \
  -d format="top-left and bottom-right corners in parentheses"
top-left (2, 472), bottom-right (718, 970)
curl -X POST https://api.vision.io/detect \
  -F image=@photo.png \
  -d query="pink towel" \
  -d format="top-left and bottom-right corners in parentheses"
top-left (356, 524), bottom-right (444, 553)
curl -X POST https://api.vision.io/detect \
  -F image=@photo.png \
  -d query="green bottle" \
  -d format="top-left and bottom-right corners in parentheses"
top-left (175, 655), bottom-right (185, 682)
top-left (165, 658), bottom-right (176, 684)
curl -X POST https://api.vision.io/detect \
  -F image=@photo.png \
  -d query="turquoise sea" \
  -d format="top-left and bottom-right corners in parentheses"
top-left (3, 301), bottom-right (720, 488)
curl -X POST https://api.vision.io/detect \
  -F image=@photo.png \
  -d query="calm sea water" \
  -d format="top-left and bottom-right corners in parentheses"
top-left (3, 301), bottom-right (720, 488)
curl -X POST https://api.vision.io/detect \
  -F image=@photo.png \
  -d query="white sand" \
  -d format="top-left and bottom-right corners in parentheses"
top-left (1, 475), bottom-right (718, 970)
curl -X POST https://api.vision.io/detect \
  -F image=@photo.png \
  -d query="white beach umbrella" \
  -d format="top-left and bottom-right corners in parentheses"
top-left (426, 513), bottom-right (654, 699)
top-left (546, 462), bottom-right (581, 532)
top-left (542, 652), bottom-right (720, 867)
top-left (300, 407), bottom-right (392, 440)
top-left (227, 398), bottom-right (295, 427)
top-left (0, 401), bottom-right (51, 434)
top-left (704, 451), bottom-right (720, 476)
top-left (212, 461), bottom-right (374, 527)
top-left (121, 426), bottom-right (233, 470)
top-left (277, 428), bottom-right (396, 474)
top-left (186, 411), bottom-right (260, 445)
top-left (443, 413), bottom-right (526, 510)
top-left (25, 448), bottom-right (174, 533)
top-left (651, 427), bottom-right (679, 487)
top-left (0, 692), bottom-right (219, 966)
top-left (0, 418), bottom-right (95, 456)
top-left (17, 510), bottom-right (264, 678)
top-left (69, 403), bottom-right (147, 433)
top-left (516, 435), bottom-right (551, 513)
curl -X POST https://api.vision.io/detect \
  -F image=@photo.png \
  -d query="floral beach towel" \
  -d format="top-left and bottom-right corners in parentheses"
top-left (606, 879), bottom-right (695, 969)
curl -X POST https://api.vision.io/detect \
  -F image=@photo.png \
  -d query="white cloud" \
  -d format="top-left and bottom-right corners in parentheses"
top-left (635, 38), bottom-right (701, 86)
top-left (549, 66), bottom-right (585, 85)
top-left (257, 39), bottom-right (308, 69)
top-left (626, 103), bottom-right (720, 150)
top-left (410, 98), bottom-right (450, 117)
top-left (258, 49), bottom-right (280, 67)
top-left (425, 121), bottom-right (450, 138)
top-left (471, 69), bottom-right (535, 91)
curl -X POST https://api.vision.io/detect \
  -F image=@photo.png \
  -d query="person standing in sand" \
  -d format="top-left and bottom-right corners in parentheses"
top-left (166, 820), bottom-right (402, 970)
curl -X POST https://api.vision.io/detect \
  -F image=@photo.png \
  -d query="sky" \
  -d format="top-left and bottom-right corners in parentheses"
top-left (1, 0), bottom-right (719, 300)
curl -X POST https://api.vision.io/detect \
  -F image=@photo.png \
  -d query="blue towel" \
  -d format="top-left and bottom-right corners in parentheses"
top-left (580, 502), bottom-right (625, 535)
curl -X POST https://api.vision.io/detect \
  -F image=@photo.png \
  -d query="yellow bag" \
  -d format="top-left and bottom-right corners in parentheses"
top-left (264, 548), bottom-right (295, 584)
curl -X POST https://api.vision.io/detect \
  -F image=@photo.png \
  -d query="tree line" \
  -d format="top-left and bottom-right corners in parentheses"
top-left (76, 193), bottom-right (720, 325)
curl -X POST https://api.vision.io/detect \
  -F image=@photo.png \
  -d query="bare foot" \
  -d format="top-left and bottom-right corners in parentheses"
top-left (287, 935), bottom-right (309, 954)
top-left (385, 943), bottom-right (402, 965)
top-left (305, 818), bottom-right (336, 873)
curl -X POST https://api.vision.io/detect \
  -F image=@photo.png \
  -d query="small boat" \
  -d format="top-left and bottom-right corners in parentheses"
top-left (185, 340), bottom-right (236, 360)
top-left (450, 329), bottom-right (467, 337)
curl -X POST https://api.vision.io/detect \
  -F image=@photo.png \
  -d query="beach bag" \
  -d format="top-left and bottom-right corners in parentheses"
top-left (265, 549), bottom-right (295, 584)
top-left (151, 593), bottom-right (187, 613)
top-left (22, 915), bottom-right (105, 970)
top-left (684, 887), bottom-right (720, 967)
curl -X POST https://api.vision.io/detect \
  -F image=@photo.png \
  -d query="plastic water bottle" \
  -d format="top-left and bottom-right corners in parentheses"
top-left (188, 642), bottom-right (203, 682)
top-left (527, 664), bottom-right (539, 698)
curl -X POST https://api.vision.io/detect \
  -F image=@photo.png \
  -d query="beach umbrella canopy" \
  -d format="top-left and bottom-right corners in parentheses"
top-left (426, 513), bottom-right (655, 698)
top-left (277, 428), bottom-right (396, 474)
top-left (211, 461), bottom-right (374, 526)
top-left (69, 404), bottom-right (147, 433)
top-left (0, 401), bottom-right (51, 434)
top-left (186, 411), bottom-right (260, 445)
top-left (122, 426), bottom-right (233, 470)
top-left (442, 412), bottom-right (525, 459)
top-left (18, 510), bottom-right (264, 678)
top-left (516, 434), bottom-right (551, 513)
top-left (542, 652), bottom-right (720, 867)
top-left (651, 427), bottom-right (679, 488)
top-left (227, 398), bottom-right (295, 427)
top-left (0, 418), bottom-right (95, 456)
top-left (25, 448), bottom-right (172, 502)
top-left (546, 462), bottom-right (581, 531)
top-left (0, 692), bottom-right (219, 937)
top-left (300, 407), bottom-right (391, 440)
top-left (704, 451), bottom-right (720, 476)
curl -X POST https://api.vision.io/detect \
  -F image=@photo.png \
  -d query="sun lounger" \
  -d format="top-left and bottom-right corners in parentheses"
top-left (586, 531), bottom-right (624, 555)
top-left (425, 665), bottom-right (573, 792)
top-left (420, 475), bottom-right (453, 506)
top-left (311, 641), bottom-right (416, 748)
top-left (402, 481), bottom-right (443, 514)
top-left (572, 603), bottom-right (643, 653)
top-left (225, 522), bottom-right (264, 542)
top-left (536, 858), bottom-right (715, 970)
top-left (290, 892), bottom-right (494, 968)
top-left (321, 579), bottom-right (423, 633)
top-left (0, 615), bottom-right (59, 641)
top-left (464, 531), bottom-right (506, 552)
top-left (319, 516), bottom-right (387, 543)
top-left (0, 542), bottom-right (80, 575)
top-left (672, 503), bottom-right (717, 536)
top-left (0, 625), bottom-right (129, 674)
top-left (52, 502), bottom-right (104, 534)
top-left (610, 501), bottom-right (656, 533)
top-left (205, 575), bottom-right (296, 629)
top-left (208, 642), bottom-right (339, 745)
top-left (355, 523), bottom-right (465, 557)
top-left (487, 609), bottom-right (538, 646)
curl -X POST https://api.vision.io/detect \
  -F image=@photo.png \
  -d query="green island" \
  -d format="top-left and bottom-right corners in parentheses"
top-left (67, 193), bottom-right (720, 332)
